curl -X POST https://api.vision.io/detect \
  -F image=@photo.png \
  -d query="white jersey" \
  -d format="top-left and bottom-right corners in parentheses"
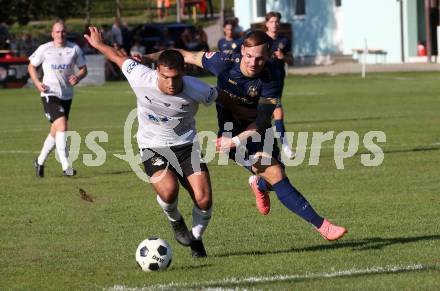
top-left (29, 41), bottom-right (86, 100)
top-left (122, 59), bottom-right (217, 148)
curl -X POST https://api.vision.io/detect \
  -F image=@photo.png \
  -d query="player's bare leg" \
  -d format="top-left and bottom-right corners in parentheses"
top-left (35, 116), bottom-right (73, 177)
top-left (50, 116), bottom-right (75, 176)
top-left (152, 169), bottom-right (193, 246)
top-left (183, 172), bottom-right (212, 258)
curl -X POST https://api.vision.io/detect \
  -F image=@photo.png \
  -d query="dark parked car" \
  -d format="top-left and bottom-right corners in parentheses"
top-left (130, 23), bottom-right (196, 54)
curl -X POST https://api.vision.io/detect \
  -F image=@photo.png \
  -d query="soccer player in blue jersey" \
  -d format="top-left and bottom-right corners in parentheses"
top-left (217, 20), bottom-right (242, 54)
top-left (264, 11), bottom-right (294, 159)
top-left (144, 30), bottom-right (347, 241)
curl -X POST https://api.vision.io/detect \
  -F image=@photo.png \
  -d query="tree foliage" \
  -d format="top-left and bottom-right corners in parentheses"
top-left (1, 0), bottom-right (86, 25)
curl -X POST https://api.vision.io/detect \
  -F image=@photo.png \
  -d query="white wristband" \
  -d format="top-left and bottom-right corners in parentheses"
top-left (232, 136), bottom-right (241, 147)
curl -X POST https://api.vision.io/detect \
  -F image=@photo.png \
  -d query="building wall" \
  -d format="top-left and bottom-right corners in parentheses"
top-left (341, 0), bottom-right (402, 63)
top-left (234, 0), bottom-right (421, 64)
top-left (234, 0), bottom-right (339, 65)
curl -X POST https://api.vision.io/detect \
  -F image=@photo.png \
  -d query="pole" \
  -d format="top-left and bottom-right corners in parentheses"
top-left (362, 39), bottom-right (367, 79)
top-left (116, 0), bottom-right (121, 18)
top-left (221, 0), bottom-right (225, 26)
top-left (425, 0), bottom-right (432, 62)
top-left (176, 0), bottom-right (181, 23)
top-left (399, 0), bottom-right (405, 62)
top-left (85, 0), bottom-right (91, 25)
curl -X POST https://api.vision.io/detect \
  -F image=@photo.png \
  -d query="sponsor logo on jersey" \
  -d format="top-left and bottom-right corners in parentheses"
top-left (205, 52), bottom-right (216, 59)
top-left (144, 95), bottom-right (152, 103)
top-left (147, 114), bottom-right (169, 123)
top-left (50, 64), bottom-right (73, 70)
top-left (126, 61), bottom-right (138, 74)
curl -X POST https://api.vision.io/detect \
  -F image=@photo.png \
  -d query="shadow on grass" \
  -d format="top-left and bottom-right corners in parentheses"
top-left (379, 146), bottom-right (440, 155)
top-left (107, 170), bottom-right (133, 175)
top-left (213, 234), bottom-right (440, 258)
top-left (285, 116), bottom-right (406, 125)
top-left (171, 263), bottom-right (213, 271)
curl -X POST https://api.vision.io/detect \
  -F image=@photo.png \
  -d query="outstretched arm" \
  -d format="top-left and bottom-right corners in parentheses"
top-left (175, 49), bottom-right (205, 67)
top-left (84, 27), bottom-right (128, 69)
top-left (142, 49), bottom-right (205, 68)
top-left (216, 97), bottom-right (277, 152)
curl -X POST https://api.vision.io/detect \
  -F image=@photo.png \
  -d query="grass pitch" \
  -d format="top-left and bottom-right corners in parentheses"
top-left (0, 72), bottom-right (439, 290)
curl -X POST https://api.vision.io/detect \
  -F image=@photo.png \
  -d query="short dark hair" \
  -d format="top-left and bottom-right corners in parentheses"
top-left (265, 11), bottom-right (282, 22)
top-left (158, 49), bottom-right (185, 71)
top-left (223, 19), bottom-right (235, 28)
top-left (243, 30), bottom-right (272, 53)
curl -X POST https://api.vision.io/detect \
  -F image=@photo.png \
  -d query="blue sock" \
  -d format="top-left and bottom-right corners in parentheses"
top-left (257, 176), bottom-right (271, 192)
top-left (274, 119), bottom-right (286, 144)
top-left (272, 177), bottom-right (324, 228)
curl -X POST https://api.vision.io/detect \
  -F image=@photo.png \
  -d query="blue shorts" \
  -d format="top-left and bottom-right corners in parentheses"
top-left (216, 104), bottom-right (282, 170)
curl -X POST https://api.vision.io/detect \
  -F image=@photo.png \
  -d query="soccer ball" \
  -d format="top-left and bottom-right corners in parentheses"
top-left (135, 237), bottom-right (173, 272)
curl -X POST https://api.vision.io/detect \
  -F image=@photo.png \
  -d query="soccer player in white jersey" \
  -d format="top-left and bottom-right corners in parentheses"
top-left (84, 26), bottom-right (218, 257)
top-left (28, 21), bottom-right (87, 177)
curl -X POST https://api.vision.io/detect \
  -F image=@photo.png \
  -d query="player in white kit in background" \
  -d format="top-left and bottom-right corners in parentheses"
top-left (28, 21), bottom-right (87, 177)
top-left (85, 26), bottom-right (218, 257)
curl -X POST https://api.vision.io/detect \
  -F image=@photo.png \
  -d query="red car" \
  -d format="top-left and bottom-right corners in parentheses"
top-left (0, 50), bottom-right (29, 89)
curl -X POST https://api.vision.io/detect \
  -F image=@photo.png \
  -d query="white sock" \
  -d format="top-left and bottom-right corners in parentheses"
top-left (37, 134), bottom-right (56, 165)
top-left (156, 195), bottom-right (182, 222)
top-left (55, 131), bottom-right (70, 171)
top-left (191, 206), bottom-right (212, 240)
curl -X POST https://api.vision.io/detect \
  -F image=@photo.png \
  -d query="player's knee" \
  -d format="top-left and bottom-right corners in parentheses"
top-left (155, 184), bottom-right (179, 202)
top-left (258, 164), bottom-right (285, 185)
top-left (194, 191), bottom-right (212, 210)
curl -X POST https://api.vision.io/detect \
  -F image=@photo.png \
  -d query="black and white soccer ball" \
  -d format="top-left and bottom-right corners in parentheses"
top-left (135, 237), bottom-right (173, 272)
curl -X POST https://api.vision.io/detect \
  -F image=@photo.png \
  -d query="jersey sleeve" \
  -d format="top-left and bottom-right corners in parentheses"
top-left (183, 76), bottom-right (218, 106)
top-left (74, 45), bottom-right (87, 68)
top-left (28, 45), bottom-right (46, 67)
top-left (201, 52), bottom-right (236, 76)
top-left (121, 58), bottom-right (155, 88)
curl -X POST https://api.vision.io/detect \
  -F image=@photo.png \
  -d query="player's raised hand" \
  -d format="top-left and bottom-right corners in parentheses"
top-left (84, 27), bottom-right (103, 48)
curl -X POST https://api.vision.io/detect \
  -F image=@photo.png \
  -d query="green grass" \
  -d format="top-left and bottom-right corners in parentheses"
top-left (0, 72), bottom-right (439, 290)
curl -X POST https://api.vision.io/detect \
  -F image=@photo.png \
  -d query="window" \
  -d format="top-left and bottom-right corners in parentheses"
top-left (335, 0), bottom-right (342, 7)
top-left (295, 0), bottom-right (306, 16)
top-left (256, 0), bottom-right (267, 18)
